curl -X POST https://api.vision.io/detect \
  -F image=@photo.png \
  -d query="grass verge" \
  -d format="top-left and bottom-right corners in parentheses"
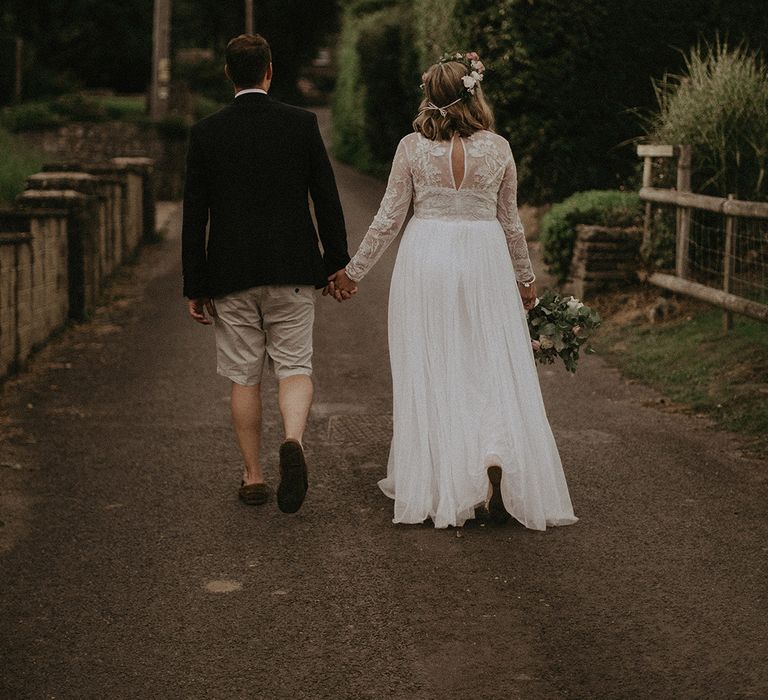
top-left (594, 291), bottom-right (768, 457)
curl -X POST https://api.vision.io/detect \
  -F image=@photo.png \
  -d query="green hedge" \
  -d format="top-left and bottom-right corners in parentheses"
top-left (540, 190), bottom-right (642, 281)
top-left (0, 94), bottom-right (113, 131)
top-left (0, 127), bottom-right (43, 205)
top-left (333, 0), bottom-right (768, 200)
top-left (332, 0), bottom-right (419, 176)
top-left (412, 0), bottom-right (459, 67)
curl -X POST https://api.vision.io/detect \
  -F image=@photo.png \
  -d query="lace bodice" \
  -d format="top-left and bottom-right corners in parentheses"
top-left (345, 130), bottom-right (535, 284)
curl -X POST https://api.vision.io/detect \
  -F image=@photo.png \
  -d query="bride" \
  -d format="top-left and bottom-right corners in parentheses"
top-left (330, 53), bottom-right (578, 530)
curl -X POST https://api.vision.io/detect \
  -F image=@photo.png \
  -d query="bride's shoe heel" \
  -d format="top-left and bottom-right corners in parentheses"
top-left (487, 466), bottom-right (511, 525)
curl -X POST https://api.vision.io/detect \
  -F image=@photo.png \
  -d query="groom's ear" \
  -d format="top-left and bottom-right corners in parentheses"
top-left (266, 62), bottom-right (273, 82)
top-left (224, 64), bottom-right (232, 83)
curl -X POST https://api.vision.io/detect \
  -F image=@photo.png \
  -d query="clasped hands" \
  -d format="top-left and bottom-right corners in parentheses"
top-left (322, 268), bottom-right (358, 303)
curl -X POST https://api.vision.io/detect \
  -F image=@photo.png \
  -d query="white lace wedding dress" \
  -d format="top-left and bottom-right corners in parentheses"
top-left (346, 130), bottom-right (578, 530)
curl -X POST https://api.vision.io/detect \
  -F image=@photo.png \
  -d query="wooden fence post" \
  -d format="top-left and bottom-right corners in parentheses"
top-left (723, 194), bottom-right (736, 331)
top-left (642, 156), bottom-right (653, 250)
top-left (676, 145), bottom-right (692, 279)
top-left (637, 145), bottom-right (676, 257)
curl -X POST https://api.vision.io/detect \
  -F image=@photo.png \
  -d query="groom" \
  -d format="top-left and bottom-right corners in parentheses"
top-left (182, 34), bottom-right (350, 513)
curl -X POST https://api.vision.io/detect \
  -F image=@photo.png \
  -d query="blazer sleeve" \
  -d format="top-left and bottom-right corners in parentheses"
top-left (181, 125), bottom-right (210, 298)
top-left (307, 114), bottom-right (350, 275)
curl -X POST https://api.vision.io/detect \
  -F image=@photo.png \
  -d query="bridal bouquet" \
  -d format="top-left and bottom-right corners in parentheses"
top-left (527, 290), bottom-right (601, 373)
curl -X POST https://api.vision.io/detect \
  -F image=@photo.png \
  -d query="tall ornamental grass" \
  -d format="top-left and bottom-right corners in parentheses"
top-left (0, 128), bottom-right (42, 206)
top-left (651, 41), bottom-right (768, 201)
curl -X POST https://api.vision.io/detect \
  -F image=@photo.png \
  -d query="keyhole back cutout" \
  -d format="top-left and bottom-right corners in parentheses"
top-left (450, 134), bottom-right (466, 190)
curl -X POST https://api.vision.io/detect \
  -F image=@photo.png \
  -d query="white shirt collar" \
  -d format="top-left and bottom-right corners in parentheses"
top-left (235, 88), bottom-right (268, 98)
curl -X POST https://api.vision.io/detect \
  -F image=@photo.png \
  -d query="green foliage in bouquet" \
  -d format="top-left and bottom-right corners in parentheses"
top-left (527, 289), bottom-right (602, 374)
top-left (539, 190), bottom-right (642, 282)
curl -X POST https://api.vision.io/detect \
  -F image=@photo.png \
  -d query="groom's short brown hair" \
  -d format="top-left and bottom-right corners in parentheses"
top-left (226, 34), bottom-right (272, 87)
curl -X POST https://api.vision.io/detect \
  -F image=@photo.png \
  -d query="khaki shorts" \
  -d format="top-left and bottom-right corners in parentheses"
top-left (213, 285), bottom-right (316, 385)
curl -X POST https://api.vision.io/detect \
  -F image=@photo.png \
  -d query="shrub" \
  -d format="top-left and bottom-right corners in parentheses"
top-left (194, 95), bottom-right (225, 121)
top-left (1, 94), bottom-right (118, 131)
top-left (50, 93), bottom-right (108, 121)
top-left (98, 95), bottom-right (147, 120)
top-left (0, 102), bottom-right (63, 132)
top-left (412, 0), bottom-right (459, 67)
top-left (540, 190), bottom-right (642, 281)
top-left (153, 115), bottom-right (190, 141)
top-left (650, 41), bottom-right (768, 201)
top-left (332, 1), bottom-right (419, 176)
top-left (174, 56), bottom-right (233, 105)
top-left (0, 127), bottom-right (43, 205)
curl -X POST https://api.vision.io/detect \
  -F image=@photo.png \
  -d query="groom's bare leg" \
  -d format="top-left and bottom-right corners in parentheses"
top-left (278, 374), bottom-right (313, 444)
top-left (231, 383), bottom-right (264, 485)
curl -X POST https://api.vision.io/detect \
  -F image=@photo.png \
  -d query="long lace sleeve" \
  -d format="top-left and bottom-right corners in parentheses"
top-left (496, 150), bottom-right (535, 285)
top-left (345, 138), bottom-right (413, 282)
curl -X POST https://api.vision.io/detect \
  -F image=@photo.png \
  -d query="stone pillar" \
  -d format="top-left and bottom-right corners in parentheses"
top-left (28, 170), bottom-right (119, 279)
top-left (0, 226), bottom-right (32, 377)
top-left (112, 157), bottom-right (156, 244)
top-left (0, 207), bottom-right (69, 377)
top-left (17, 189), bottom-right (100, 321)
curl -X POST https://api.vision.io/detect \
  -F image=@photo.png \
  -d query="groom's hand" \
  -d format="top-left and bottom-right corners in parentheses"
top-left (188, 297), bottom-right (216, 325)
top-left (323, 269), bottom-right (358, 303)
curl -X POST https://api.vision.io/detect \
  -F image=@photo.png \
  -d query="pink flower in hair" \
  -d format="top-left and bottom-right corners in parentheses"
top-left (466, 51), bottom-right (479, 60)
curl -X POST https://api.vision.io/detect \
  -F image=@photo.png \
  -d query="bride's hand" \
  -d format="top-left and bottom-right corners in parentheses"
top-left (324, 268), bottom-right (358, 303)
top-left (518, 281), bottom-right (536, 311)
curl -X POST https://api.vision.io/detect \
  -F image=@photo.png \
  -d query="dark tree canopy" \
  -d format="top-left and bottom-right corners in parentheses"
top-left (1, 0), bottom-right (153, 94)
top-left (456, 0), bottom-right (768, 202)
top-left (1, 0), bottom-right (339, 101)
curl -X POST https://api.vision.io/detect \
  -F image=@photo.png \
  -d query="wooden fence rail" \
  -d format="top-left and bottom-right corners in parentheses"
top-left (637, 144), bottom-right (768, 328)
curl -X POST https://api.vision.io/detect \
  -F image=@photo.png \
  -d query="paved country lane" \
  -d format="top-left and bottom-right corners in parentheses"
top-left (0, 109), bottom-right (765, 699)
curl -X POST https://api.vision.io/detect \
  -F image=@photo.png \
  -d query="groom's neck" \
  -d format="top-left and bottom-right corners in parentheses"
top-left (234, 82), bottom-right (269, 94)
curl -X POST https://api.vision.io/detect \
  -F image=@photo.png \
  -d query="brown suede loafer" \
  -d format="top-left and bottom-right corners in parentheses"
top-left (238, 482), bottom-right (271, 506)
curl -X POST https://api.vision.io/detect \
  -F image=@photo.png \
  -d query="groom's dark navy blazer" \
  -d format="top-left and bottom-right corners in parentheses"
top-left (181, 92), bottom-right (350, 299)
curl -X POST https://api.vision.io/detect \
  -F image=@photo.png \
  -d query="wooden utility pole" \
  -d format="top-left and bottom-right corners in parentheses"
top-left (149, 0), bottom-right (171, 120)
top-left (245, 0), bottom-right (254, 34)
top-left (14, 37), bottom-right (23, 103)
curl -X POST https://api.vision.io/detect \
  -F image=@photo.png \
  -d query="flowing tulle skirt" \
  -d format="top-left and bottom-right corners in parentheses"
top-left (379, 217), bottom-right (578, 530)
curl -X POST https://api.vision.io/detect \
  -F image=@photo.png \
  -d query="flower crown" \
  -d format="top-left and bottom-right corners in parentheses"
top-left (419, 51), bottom-right (487, 117)
top-left (439, 51), bottom-right (486, 98)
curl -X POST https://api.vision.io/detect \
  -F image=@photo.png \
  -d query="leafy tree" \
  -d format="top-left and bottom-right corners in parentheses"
top-left (173, 0), bottom-right (340, 103)
top-left (454, 0), bottom-right (768, 203)
top-left (1, 1), bottom-right (339, 102)
top-left (1, 0), bottom-right (152, 95)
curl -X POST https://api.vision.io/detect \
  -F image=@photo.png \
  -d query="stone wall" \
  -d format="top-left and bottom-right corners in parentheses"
top-left (20, 122), bottom-right (185, 200)
top-left (0, 158), bottom-right (155, 380)
top-left (569, 225), bottom-right (643, 299)
top-left (0, 209), bottom-right (69, 379)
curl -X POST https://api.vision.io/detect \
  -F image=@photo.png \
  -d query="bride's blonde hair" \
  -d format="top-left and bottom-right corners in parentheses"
top-left (413, 60), bottom-right (495, 141)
